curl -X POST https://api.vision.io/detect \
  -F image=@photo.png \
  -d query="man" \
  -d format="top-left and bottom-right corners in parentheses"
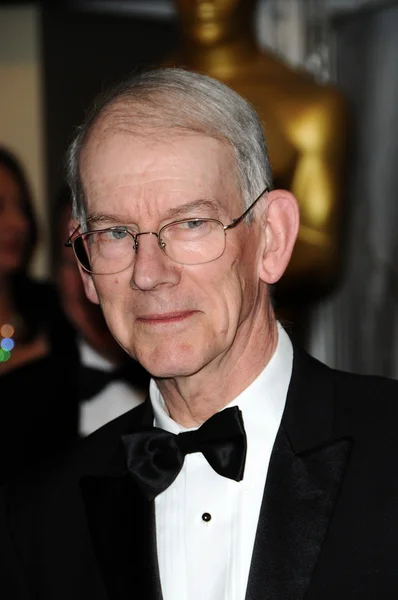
top-left (54, 187), bottom-right (148, 436)
top-left (2, 67), bottom-right (398, 599)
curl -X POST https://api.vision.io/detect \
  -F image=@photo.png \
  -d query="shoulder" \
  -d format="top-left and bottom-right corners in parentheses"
top-left (7, 401), bottom-right (148, 502)
top-left (334, 366), bottom-right (398, 396)
top-left (320, 350), bottom-right (398, 416)
top-left (311, 352), bottom-right (398, 436)
top-left (333, 367), bottom-right (398, 428)
top-left (3, 402), bottom-right (147, 562)
top-left (322, 368), bottom-right (398, 489)
top-left (290, 344), bottom-right (398, 439)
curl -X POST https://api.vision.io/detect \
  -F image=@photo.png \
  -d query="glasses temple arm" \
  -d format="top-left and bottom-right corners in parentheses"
top-left (65, 223), bottom-right (81, 247)
top-left (224, 186), bottom-right (269, 231)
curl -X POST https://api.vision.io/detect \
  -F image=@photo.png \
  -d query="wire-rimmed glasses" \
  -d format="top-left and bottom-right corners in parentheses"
top-left (65, 186), bottom-right (269, 275)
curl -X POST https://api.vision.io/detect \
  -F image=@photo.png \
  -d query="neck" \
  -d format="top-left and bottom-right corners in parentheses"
top-left (156, 305), bottom-right (278, 428)
top-left (177, 19), bottom-right (258, 78)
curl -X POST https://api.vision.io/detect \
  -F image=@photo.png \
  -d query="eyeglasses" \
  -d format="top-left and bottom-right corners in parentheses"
top-left (65, 187), bottom-right (269, 275)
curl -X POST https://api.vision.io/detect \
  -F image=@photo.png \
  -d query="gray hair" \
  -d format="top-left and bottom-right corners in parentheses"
top-left (65, 67), bottom-right (273, 223)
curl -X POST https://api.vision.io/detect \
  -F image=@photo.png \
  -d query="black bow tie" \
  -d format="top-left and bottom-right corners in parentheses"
top-left (121, 406), bottom-right (247, 501)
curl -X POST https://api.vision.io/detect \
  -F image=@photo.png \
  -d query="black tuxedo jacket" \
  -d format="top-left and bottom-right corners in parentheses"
top-left (3, 346), bottom-right (398, 599)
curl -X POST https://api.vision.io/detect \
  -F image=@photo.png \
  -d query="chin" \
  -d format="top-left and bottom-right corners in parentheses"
top-left (148, 365), bottom-right (201, 379)
top-left (135, 346), bottom-right (207, 379)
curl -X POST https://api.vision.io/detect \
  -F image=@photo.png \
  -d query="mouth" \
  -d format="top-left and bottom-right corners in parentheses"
top-left (136, 311), bottom-right (198, 325)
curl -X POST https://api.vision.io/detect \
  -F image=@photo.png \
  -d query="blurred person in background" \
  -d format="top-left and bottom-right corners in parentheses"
top-left (54, 185), bottom-right (148, 436)
top-left (0, 147), bottom-right (79, 483)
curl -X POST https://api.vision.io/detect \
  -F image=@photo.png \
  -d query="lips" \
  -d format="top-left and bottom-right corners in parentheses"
top-left (136, 311), bottom-right (198, 324)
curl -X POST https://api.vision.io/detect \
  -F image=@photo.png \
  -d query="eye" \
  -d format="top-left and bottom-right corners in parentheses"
top-left (109, 228), bottom-right (128, 240)
top-left (164, 219), bottom-right (216, 242)
top-left (179, 219), bottom-right (206, 230)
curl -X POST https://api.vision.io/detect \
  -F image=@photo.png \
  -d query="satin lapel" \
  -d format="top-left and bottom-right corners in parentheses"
top-left (79, 400), bottom-right (163, 600)
top-left (245, 427), bottom-right (351, 600)
top-left (246, 346), bottom-right (353, 600)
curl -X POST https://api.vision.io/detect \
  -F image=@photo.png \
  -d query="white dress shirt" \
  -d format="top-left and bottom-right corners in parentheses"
top-left (150, 322), bottom-right (293, 600)
top-left (78, 338), bottom-right (146, 436)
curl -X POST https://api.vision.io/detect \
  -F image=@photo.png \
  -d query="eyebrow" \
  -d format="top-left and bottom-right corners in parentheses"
top-left (86, 198), bottom-right (220, 226)
top-left (163, 199), bottom-right (219, 220)
top-left (86, 213), bottom-right (131, 226)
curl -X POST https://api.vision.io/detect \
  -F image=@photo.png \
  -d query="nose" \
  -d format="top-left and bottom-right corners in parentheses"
top-left (131, 231), bottom-right (181, 291)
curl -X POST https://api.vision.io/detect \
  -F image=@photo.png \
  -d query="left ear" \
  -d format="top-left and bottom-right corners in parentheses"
top-left (258, 189), bottom-right (300, 284)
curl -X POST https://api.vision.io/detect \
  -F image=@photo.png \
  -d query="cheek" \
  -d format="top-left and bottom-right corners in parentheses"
top-left (215, 244), bottom-right (260, 329)
top-left (194, 263), bottom-right (246, 337)
top-left (92, 276), bottom-right (130, 333)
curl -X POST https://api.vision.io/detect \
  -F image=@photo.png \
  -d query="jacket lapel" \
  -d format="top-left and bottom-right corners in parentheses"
top-left (79, 400), bottom-right (163, 600)
top-left (246, 346), bottom-right (353, 600)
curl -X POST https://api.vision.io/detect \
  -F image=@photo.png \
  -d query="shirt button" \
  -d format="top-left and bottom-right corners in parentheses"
top-left (202, 512), bottom-right (212, 522)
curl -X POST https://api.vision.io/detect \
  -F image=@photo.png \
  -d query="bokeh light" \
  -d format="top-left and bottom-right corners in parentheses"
top-left (1, 337), bottom-right (14, 351)
top-left (0, 349), bottom-right (11, 362)
top-left (1, 324), bottom-right (14, 338)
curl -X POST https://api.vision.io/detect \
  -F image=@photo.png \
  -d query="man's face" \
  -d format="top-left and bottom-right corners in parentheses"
top-left (80, 128), bottom-right (268, 378)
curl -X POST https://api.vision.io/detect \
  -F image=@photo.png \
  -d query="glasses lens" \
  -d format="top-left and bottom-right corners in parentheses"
top-left (161, 219), bottom-right (226, 265)
top-left (73, 230), bottom-right (135, 274)
top-left (73, 235), bottom-right (91, 271)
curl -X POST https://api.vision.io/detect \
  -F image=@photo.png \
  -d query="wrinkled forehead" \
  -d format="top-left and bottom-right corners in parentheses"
top-left (80, 105), bottom-right (239, 184)
top-left (79, 114), bottom-right (242, 220)
top-left (82, 114), bottom-right (235, 171)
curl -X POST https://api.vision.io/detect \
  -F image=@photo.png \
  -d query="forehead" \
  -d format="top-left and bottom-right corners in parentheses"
top-left (80, 125), bottom-right (239, 214)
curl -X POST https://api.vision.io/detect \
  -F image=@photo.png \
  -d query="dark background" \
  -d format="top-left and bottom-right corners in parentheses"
top-left (40, 2), bottom-right (178, 222)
